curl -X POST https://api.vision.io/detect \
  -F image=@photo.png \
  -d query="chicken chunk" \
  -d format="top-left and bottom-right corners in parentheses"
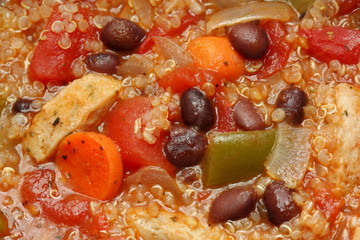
top-left (23, 73), bottom-right (122, 162)
top-left (126, 206), bottom-right (231, 240)
top-left (315, 83), bottom-right (360, 194)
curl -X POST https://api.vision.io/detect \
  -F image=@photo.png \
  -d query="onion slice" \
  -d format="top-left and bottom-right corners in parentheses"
top-left (206, 1), bottom-right (298, 33)
top-left (211, 0), bottom-right (261, 8)
top-left (265, 124), bottom-right (312, 188)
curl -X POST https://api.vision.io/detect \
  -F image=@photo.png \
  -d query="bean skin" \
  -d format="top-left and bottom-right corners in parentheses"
top-left (228, 22), bottom-right (269, 59)
top-left (233, 96), bottom-right (266, 130)
top-left (85, 53), bottom-right (120, 74)
top-left (209, 186), bottom-right (257, 223)
top-left (100, 18), bottom-right (146, 52)
top-left (164, 125), bottom-right (207, 167)
top-left (264, 181), bottom-right (300, 226)
top-left (276, 86), bottom-right (308, 125)
top-left (180, 88), bottom-right (215, 132)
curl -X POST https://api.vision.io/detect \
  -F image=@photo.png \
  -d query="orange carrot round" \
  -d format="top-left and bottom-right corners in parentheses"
top-left (56, 132), bottom-right (123, 200)
top-left (187, 36), bottom-right (245, 80)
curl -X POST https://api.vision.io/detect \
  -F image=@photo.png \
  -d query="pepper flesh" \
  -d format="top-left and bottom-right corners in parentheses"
top-left (203, 129), bottom-right (276, 187)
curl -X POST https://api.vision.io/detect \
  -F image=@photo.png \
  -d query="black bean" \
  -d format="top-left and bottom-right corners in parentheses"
top-left (100, 18), bottom-right (146, 52)
top-left (13, 98), bottom-right (32, 113)
top-left (276, 86), bottom-right (308, 125)
top-left (264, 181), bottom-right (300, 226)
top-left (233, 96), bottom-right (266, 130)
top-left (209, 186), bottom-right (257, 223)
top-left (228, 22), bottom-right (269, 59)
top-left (164, 125), bottom-right (207, 167)
top-left (180, 88), bottom-right (215, 131)
top-left (85, 53), bottom-right (120, 74)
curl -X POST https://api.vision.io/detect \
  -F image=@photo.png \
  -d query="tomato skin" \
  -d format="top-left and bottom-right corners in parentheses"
top-left (337, 0), bottom-right (358, 16)
top-left (253, 20), bottom-right (291, 80)
top-left (159, 67), bottom-right (223, 94)
top-left (300, 26), bottom-right (360, 65)
top-left (103, 97), bottom-right (175, 174)
top-left (305, 175), bottom-right (344, 223)
top-left (21, 169), bottom-right (91, 226)
top-left (28, 5), bottom-right (98, 85)
top-left (214, 90), bottom-right (238, 132)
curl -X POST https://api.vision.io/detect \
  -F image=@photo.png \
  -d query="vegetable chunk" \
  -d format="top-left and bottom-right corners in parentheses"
top-left (23, 73), bottom-right (122, 162)
top-left (56, 132), bottom-right (123, 200)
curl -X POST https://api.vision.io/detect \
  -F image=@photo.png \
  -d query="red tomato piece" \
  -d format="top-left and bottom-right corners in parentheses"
top-left (159, 67), bottom-right (223, 94)
top-left (137, 26), bottom-right (166, 54)
top-left (253, 20), bottom-right (291, 80)
top-left (305, 176), bottom-right (344, 222)
top-left (21, 169), bottom-right (91, 226)
top-left (214, 87), bottom-right (238, 132)
top-left (82, 212), bottom-right (110, 237)
top-left (300, 26), bottom-right (360, 65)
top-left (337, 0), bottom-right (358, 16)
top-left (166, 14), bottom-right (202, 37)
top-left (28, 5), bottom-right (99, 85)
top-left (103, 97), bottom-right (175, 174)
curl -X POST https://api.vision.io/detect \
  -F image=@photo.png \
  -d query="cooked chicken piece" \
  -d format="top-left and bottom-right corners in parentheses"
top-left (315, 83), bottom-right (360, 194)
top-left (23, 73), bottom-right (122, 162)
top-left (126, 205), bottom-right (231, 240)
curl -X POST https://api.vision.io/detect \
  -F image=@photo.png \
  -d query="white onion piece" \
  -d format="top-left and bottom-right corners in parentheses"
top-left (265, 124), bottom-right (312, 188)
top-left (211, 0), bottom-right (260, 8)
top-left (124, 166), bottom-right (185, 203)
top-left (206, 1), bottom-right (298, 33)
top-left (131, 0), bottom-right (153, 28)
top-left (154, 37), bottom-right (194, 68)
top-left (118, 54), bottom-right (154, 76)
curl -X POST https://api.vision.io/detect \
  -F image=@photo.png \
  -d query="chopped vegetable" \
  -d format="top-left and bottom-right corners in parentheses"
top-left (206, 1), bottom-right (298, 33)
top-left (23, 73), bottom-right (122, 163)
top-left (187, 36), bottom-right (245, 80)
top-left (265, 124), bottom-right (311, 188)
top-left (305, 176), bottom-right (344, 222)
top-left (103, 97), bottom-right (175, 174)
top-left (300, 26), bottom-right (360, 65)
top-left (337, 0), bottom-right (358, 16)
top-left (56, 132), bottom-right (123, 200)
top-left (154, 37), bottom-right (194, 67)
top-left (254, 20), bottom-right (291, 80)
top-left (159, 67), bottom-right (222, 94)
top-left (124, 166), bottom-right (184, 203)
top-left (0, 211), bottom-right (9, 237)
top-left (28, 5), bottom-right (98, 84)
top-left (21, 169), bottom-right (91, 226)
top-left (203, 129), bottom-right (276, 187)
top-left (211, 0), bottom-right (260, 8)
top-left (214, 88), bottom-right (238, 132)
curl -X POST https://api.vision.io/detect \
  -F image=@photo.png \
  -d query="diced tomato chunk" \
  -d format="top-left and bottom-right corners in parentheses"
top-left (252, 20), bottom-right (291, 80)
top-left (21, 169), bottom-right (91, 226)
top-left (28, 4), bottom-right (99, 85)
top-left (214, 86), bottom-right (238, 132)
top-left (337, 0), bottom-right (358, 15)
top-left (305, 175), bottom-right (344, 222)
top-left (103, 97), bottom-right (175, 174)
top-left (300, 26), bottom-right (360, 65)
top-left (159, 67), bottom-right (223, 94)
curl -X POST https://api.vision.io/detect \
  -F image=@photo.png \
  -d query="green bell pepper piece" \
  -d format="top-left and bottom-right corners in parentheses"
top-left (289, 0), bottom-right (315, 16)
top-left (203, 129), bottom-right (276, 187)
top-left (0, 211), bottom-right (9, 237)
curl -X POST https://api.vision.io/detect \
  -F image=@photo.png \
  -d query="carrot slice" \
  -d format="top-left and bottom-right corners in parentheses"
top-left (187, 36), bottom-right (245, 80)
top-left (56, 132), bottom-right (123, 200)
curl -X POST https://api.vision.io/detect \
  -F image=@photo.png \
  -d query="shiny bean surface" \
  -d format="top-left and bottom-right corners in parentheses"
top-left (233, 96), bottom-right (266, 130)
top-left (85, 53), bottom-right (120, 74)
top-left (209, 186), bottom-right (257, 223)
top-left (180, 88), bottom-right (215, 131)
top-left (228, 22), bottom-right (269, 59)
top-left (164, 125), bottom-right (207, 167)
top-left (100, 18), bottom-right (146, 52)
top-left (264, 181), bottom-right (300, 226)
top-left (276, 86), bottom-right (308, 125)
